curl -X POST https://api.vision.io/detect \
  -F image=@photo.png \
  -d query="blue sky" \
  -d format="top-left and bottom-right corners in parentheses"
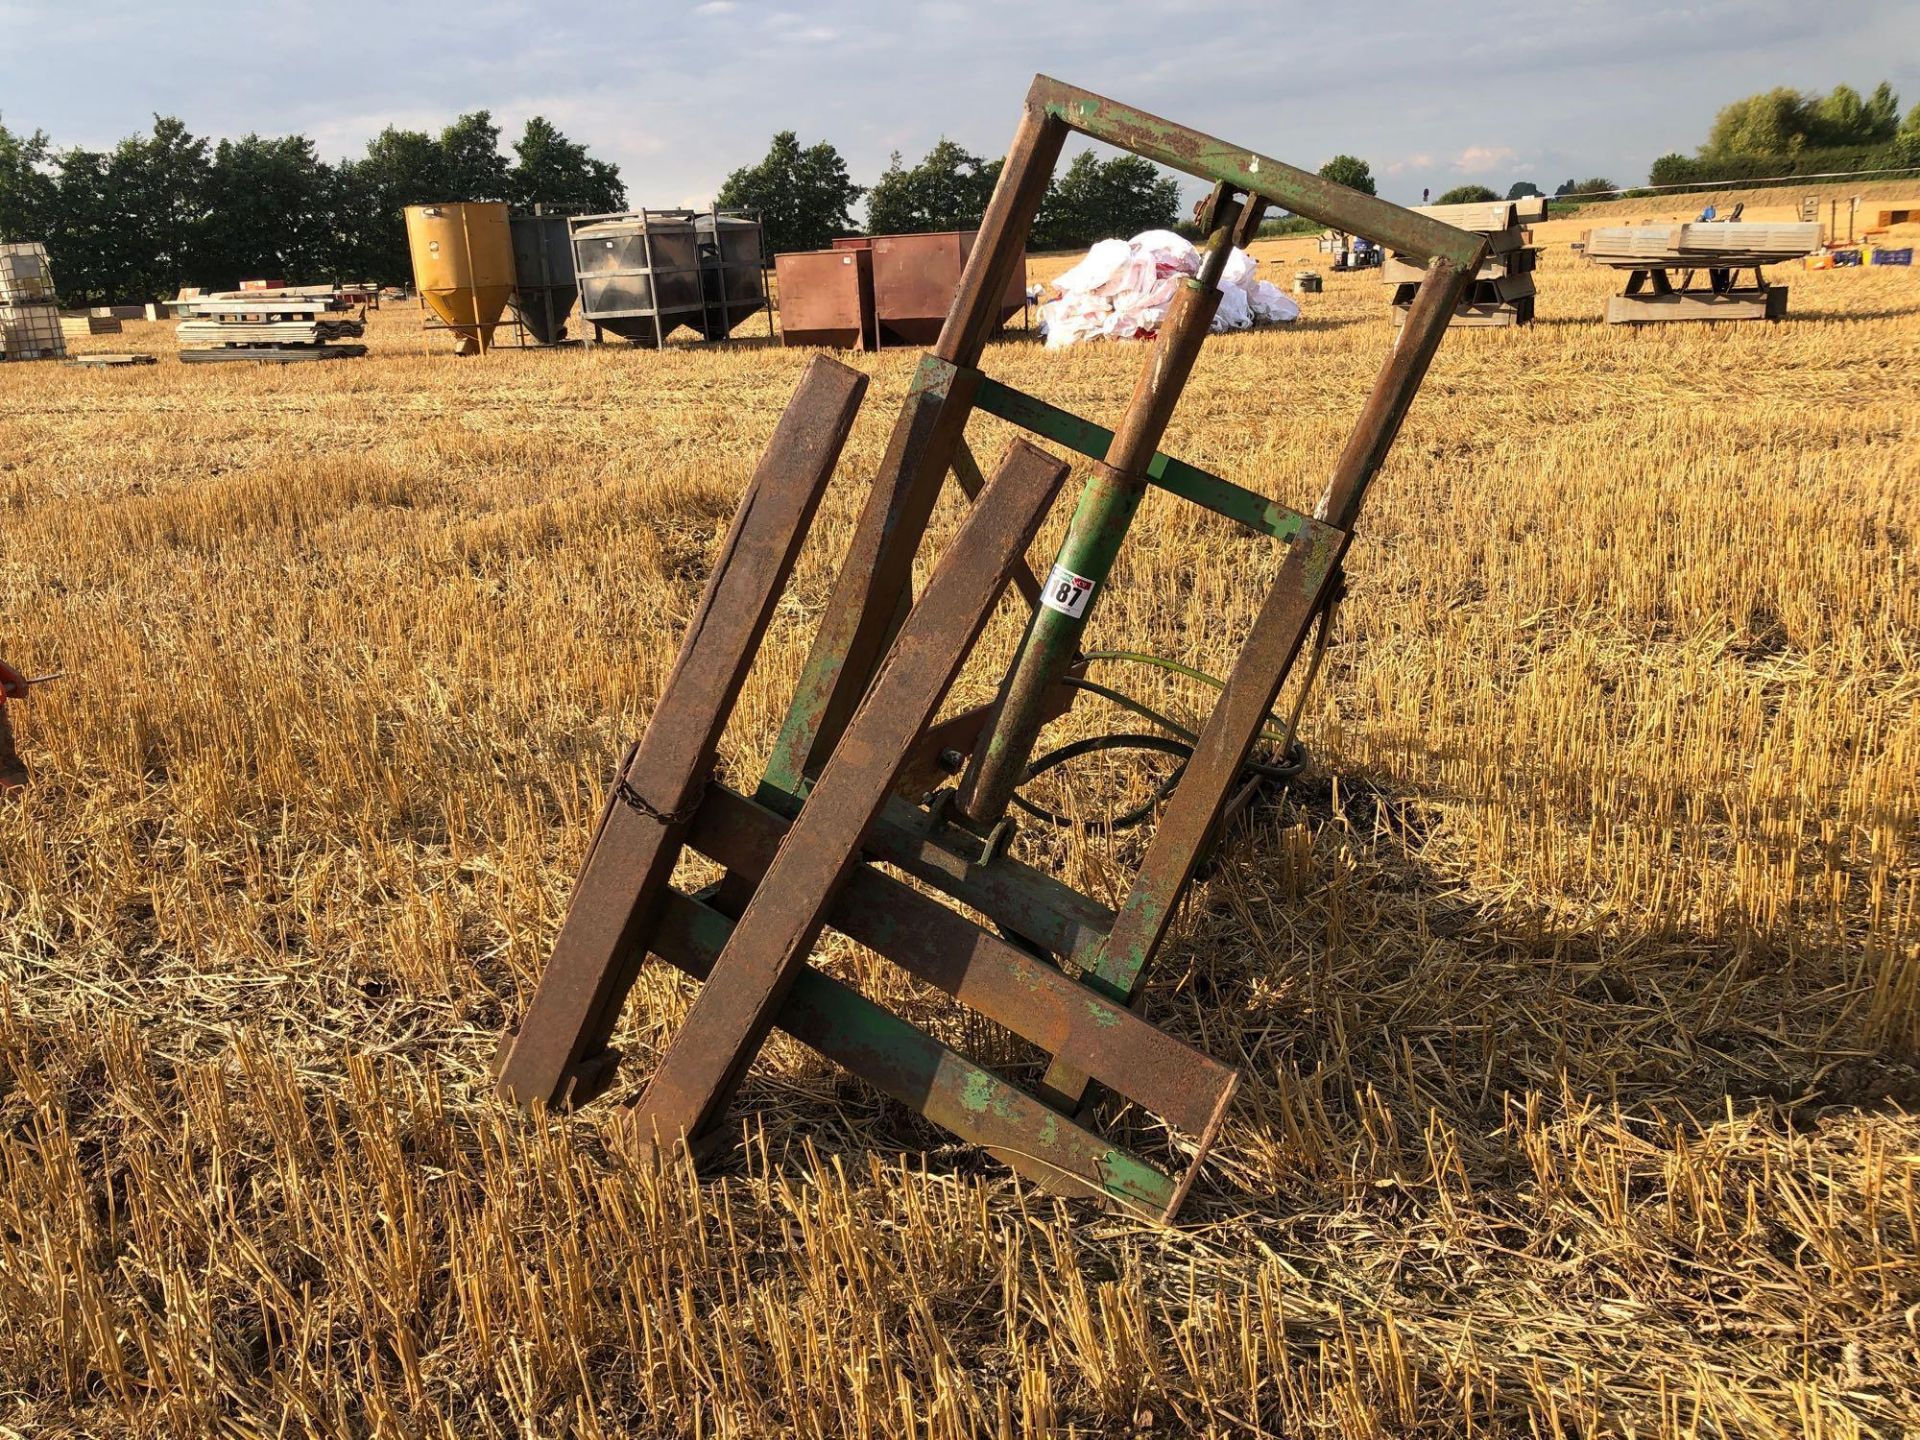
top-left (1, 1), bottom-right (1914, 210)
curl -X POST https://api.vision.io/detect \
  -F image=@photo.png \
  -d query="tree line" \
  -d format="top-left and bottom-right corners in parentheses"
top-left (1308, 157), bottom-right (1615, 211)
top-left (18, 80), bottom-right (1906, 308)
top-left (0, 112), bottom-right (624, 305)
top-left (714, 132), bottom-right (1182, 257)
top-left (0, 112), bottom-right (1190, 306)
top-left (1651, 81), bottom-right (1920, 187)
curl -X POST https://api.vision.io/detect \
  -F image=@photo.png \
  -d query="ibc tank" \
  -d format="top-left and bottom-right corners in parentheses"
top-left (509, 212), bottom-right (578, 345)
top-left (405, 202), bottom-right (516, 356)
top-left (570, 211), bottom-right (706, 347)
top-left (695, 212), bottom-right (767, 340)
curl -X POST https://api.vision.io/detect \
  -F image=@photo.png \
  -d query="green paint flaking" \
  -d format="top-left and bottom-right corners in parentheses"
top-left (1033, 77), bottom-right (1483, 268)
top-left (974, 377), bottom-right (1309, 545)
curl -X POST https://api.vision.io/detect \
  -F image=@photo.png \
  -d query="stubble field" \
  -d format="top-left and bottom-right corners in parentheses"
top-left (1, 184), bottom-right (1917, 1437)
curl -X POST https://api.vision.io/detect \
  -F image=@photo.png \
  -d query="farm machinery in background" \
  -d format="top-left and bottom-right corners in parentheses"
top-left (404, 201), bottom-right (770, 354)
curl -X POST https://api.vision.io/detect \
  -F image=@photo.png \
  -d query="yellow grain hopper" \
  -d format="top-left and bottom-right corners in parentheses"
top-left (404, 202), bottom-right (516, 355)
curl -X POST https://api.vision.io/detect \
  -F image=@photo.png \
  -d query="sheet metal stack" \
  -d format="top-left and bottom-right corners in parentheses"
top-left (1587, 222), bottom-right (1820, 324)
top-left (0, 242), bottom-right (67, 361)
top-left (1383, 197), bottom-right (1542, 327)
top-left (172, 285), bottom-right (368, 361)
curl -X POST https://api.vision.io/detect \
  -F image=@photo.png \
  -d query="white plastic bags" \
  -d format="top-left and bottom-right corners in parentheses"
top-left (1038, 229), bottom-right (1299, 347)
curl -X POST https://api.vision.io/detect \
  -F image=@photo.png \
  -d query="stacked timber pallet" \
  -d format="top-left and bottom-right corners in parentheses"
top-left (60, 313), bottom-right (123, 340)
top-left (1383, 197), bottom-right (1542, 328)
top-left (0, 242), bottom-right (67, 361)
top-left (1587, 222), bottom-right (1820, 324)
top-left (171, 287), bottom-right (367, 362)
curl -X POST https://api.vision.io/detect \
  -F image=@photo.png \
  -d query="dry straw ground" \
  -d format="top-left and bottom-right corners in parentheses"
top-left (1, 182), bottom-right (1917, 1437)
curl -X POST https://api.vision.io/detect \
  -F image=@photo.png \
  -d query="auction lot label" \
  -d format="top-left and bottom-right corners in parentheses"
top-left (1040, 565), bottom-right (1095, 618)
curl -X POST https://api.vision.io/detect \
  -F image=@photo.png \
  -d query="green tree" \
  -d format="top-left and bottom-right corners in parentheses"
top-left (200, 134), bottom-right (335, 287)
top-left (1862, 82), bottom-right (1902, 143)
top-left (1702, 82), bottom-right (1901, 156)
top-left (1506, 180), bottom-right (1543, 200)
top-left (44, 147), bottom-right (113, 302)
top-left (715, 131), bottom-right (862, 255)
top-left (864, 138), bottom-right (1001, 234)
top-left (340, 127), bottom-right (446, 285)
top-left (1900, 102), bottom-right (1920, 163)
top-left (1648, 153), bottom-right (1693, 186)
top-left (865, 151), bottom-right (912, 232)
top-left (120, 117), bottom-right (212, 296)
top-left (51, 116), bottom-right (213, 302)
top-left (507, 116), bottom-right (624, 214)
top-left (1316, 154), bottom-right (1376, 196)
top-left (1554, 177), bottom-right (1617, 198)
top-left (1706, 88), bottom-right (1812, 155)
top-left (438, 111), bottom-right (511, 201)
top-left (1811, 85), bottom-right (1867, 147)
top-left (1434, 184), bottom-right (1498, 204)
top-left (0, 118), bottom-right (55, 242)
top-left (1031, 151), bottom-right (1181, 250)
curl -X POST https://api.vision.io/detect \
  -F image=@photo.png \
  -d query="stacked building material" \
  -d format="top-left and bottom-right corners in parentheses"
top-left (1587, 222), bottom-right (1820, 324)
top-left (171, 289), bottom-right (367, 361)
top-left (1383, 197), bottom-right (1543, 328)
top-left (0, 242), bottom-right (67, 361)
top-left (61, 313), bottom-right (123, 340)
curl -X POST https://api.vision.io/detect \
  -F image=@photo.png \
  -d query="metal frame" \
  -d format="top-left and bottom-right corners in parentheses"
top-left (571, 209), bottom-right (707, 350)
top-left (570, 208), bottom-right (775, 350)
top-left (1605, 263), bottom-right (1787, 324)
top-left (418, 296), bottom-right (523, 355)
top-left (497, 76), bottom-right (1485, 1222)
top-left (508, 206), bottom-right (579, 347)
top-left (693, 209), bottom-right (776, 345)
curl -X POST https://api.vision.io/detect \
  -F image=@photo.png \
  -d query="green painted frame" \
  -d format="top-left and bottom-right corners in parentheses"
top-left (502, 76), bottom-right (1483, 1222)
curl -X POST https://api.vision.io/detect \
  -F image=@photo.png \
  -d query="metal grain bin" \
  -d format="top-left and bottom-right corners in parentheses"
top-left (774, 248), bottom-right (875, 350)
top-left (569, 211), bottom-right (705, 347)
top-left (695, 212), bottom-right (768, 340)
top-left (868, 230), bottom-right (1025, 348)
top-left (509, 211), bottom-right (578, 345)
top-left (405, 202), bottom-right (516, 355)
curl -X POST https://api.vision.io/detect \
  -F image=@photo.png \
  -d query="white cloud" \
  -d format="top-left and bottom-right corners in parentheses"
top-left (1453, 145), bottom-right (1518, 175)
top-left (2, 0), bottom-right (1914, 211)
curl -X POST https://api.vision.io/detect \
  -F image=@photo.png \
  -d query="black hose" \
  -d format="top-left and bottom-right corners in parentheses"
top-left (1011, 733), bottom-right (1191, 831)
top-left (1011, 731), bottom-right (1308, 832)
